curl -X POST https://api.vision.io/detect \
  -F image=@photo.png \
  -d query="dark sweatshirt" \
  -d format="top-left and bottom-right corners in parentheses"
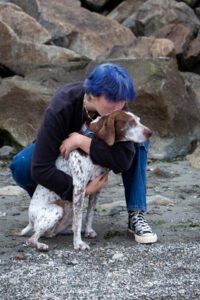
top-left (31, 82), bottom-right (135, 201)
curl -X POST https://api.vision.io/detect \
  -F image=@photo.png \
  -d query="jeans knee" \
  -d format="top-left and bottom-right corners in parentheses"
top-left (9, 155), bottom-right (27, 186)
top-left (9, 155), bottom-right (36, 197)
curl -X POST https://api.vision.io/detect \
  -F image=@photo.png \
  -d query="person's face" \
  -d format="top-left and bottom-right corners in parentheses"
top-left (91, 95), bottom-right (126, 116)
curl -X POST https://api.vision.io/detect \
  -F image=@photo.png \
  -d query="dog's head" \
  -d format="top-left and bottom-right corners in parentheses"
top-left (89, 110), bottom-right (152, 145)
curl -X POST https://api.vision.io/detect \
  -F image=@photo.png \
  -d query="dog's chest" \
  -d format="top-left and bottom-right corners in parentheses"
top-left (56, 150), bottom-right (104, 185)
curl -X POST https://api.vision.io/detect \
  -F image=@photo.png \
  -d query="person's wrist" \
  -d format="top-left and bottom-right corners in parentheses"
top-left (78, 134), bottom-right (85, 147)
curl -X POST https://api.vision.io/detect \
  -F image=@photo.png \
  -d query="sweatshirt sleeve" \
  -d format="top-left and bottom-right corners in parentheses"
top-left (89, 138), bottom-right (136, 173)
top-left (31, 108), bottom-right (73, 201)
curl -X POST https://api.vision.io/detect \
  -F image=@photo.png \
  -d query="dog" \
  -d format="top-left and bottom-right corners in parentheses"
top-left (19, 110), bottom-right (152, 251)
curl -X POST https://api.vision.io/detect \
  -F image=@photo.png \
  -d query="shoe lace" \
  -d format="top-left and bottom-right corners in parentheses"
top-left (129, 211), bottom-right (152, 234)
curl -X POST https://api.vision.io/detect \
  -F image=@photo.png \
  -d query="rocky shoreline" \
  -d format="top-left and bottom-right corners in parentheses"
top-left (0, 158), bottom-right (199, 299)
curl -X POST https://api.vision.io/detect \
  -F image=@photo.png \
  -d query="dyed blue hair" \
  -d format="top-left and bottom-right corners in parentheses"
top-left (83, 63), bottom-right (136, 102)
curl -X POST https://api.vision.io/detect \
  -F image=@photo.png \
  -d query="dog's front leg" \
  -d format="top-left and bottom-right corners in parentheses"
top-left (72, 186), bottom-right (90, 250)
top-left (85, 193), bottom-right (98, 238)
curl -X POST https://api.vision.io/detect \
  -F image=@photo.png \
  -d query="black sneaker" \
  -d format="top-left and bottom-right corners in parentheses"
top-left (128, 211), bottom-right (157, 244)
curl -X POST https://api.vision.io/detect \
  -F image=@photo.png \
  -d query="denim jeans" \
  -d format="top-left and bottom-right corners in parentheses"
top-left (122, 142), bottom-right (149, 212)
top-left (9, 143), bottom-right (36, 197)
top-left (9, 142), bottom-right (149, 211)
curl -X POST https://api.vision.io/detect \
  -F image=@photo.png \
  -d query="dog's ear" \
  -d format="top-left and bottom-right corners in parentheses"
top-left (97, 114), bottom-right (115, 146)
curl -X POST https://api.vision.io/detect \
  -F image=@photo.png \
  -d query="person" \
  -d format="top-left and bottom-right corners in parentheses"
top-left (9, 63), bottom-right (157, 244)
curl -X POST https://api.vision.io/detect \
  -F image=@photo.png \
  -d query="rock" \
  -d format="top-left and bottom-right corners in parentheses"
top-left (96, 200), bottom-right (126, 216)
top-left (0, 20), bottom-right (84, 76)
top-left (150, 167), bottom-right (177, 178)
top-left (0, 76), bottom-right (53, 146)
top-left (11, 0), bottom-right (42, 19)
top-left (104, 37), bottom-right (175, 59)
top-left (0, 211), bottom-right (7, 217)
top-left (107, 0), bottom-right (144, 23)
top-left (181, 72), bottom-right (200, 110)
top-left (0, 146), bottom-right (14, 157)
top-left (112, 252), bottom-right (125, 260)
top-left (184, 37), bottom-right (200, 69)
top-left (147, 195), bottom-right (174, 206)
top-left (187, 143), bottom-right (200, 169)
top-left (11, 0), bottom-right (136, 60)
top-left (25, 60), bottom-right (90, 89)
top-left (0, 2), bottom-right (51, 44)
top-left (154, 24), bottom-right (193, 57)
top-left (125, 0), bottom-right (200, 36)
top-left (0, 185), bottom-right (25, 196)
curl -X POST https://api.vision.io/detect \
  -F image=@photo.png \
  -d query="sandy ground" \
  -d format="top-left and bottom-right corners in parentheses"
top-left (0, 158), bottom-right (200, 299)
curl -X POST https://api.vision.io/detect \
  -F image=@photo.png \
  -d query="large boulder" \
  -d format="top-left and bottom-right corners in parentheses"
top-left (10, 0), bottom-right (43, 20)
top-left (87, 58), bottom-right (200, 159)
top-left (124, 0), bottom-right (200, 36)
top-left (154, 24), bottom-right (193, 57)
top-left (0, 76), bottom-right (53, 146)
top-left (107, 0), bottom-right (145, 23)
top-left (0, 20), bottom-right (85, 76)
top-left (25, 60), bottom-right (90, 89)
top-left (11, 0), bottom-right (135, 60)
top-left (0, 2), bottom-right (51, 44)
top-left (181, 72), bottom-right (200, 109)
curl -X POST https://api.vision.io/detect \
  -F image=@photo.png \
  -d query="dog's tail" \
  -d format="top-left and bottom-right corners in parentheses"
top-left (19, 223), bottom-right (32, 236)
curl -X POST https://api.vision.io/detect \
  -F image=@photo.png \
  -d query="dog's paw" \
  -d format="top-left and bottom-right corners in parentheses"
top-left (84, 229), bottom-right (97, 239)
top-left (37, 243), bottom-right (49, 252)
top-left (26, 239), bottom-right (49, 252)
top-left (74, 241), bottom-right (90, 251)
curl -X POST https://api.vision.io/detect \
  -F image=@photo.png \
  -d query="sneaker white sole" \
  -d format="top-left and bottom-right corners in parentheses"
top-left (128, 229), bottom-right (158, 244)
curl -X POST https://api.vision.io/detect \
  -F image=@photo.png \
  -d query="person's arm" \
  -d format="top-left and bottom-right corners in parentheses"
top-left (31, 108), bottom-right (74, 201)
top-left (60, 133), bottom-right (92, 159)
top-left (90, 138), bottom-right (135, 173)
top-left (60, 133), bottom-right (135, 173)
top-left (85, 173), bottom-right (109, 196)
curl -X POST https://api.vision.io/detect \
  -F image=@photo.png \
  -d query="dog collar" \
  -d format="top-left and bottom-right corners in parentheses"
top-left (79, 122), bottom-right (95, 138)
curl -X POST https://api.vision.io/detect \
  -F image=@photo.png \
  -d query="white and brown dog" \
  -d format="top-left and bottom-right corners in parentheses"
top-left (19, 111), bottom-right (152, 251)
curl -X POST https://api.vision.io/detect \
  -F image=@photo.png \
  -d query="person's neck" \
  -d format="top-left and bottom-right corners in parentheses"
top-left (83, 95), bottom-right (97, 120)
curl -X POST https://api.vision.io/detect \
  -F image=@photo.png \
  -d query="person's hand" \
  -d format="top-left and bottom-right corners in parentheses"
top-left (85, 173), bottom-right (109, 196)
top-left (60, 132), bottom-right (82, 159)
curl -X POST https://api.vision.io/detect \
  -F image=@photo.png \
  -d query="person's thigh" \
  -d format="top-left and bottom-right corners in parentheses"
top-left (9, 143), bottom-right (36, 196)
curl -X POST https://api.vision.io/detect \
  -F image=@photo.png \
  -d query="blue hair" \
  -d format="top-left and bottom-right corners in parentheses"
top-left (83, 63), bottom-right (136, 102)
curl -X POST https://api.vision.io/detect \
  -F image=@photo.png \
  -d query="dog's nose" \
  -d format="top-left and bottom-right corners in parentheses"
top-left (144, 128), bottom-right (152, 138)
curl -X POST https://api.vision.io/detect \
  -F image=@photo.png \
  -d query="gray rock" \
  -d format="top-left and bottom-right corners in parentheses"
top-left (0, 146), bottom-right (14, 157)
top-left (11, 0), bottom-right (136, 60)
top-left (0, 76), bottom-right (53, 146)
top-left (0, 2), bottom-right (51, 44)
top-left (129, 0), bottom-right (200, 36)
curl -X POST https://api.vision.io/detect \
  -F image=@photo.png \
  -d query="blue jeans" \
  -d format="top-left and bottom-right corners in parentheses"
top-left (9, 142), bottom-right (149, 211)
top-left (9, 143), bottom-right (36, 197)
top-left (122, 142), bottom-right (149, 212)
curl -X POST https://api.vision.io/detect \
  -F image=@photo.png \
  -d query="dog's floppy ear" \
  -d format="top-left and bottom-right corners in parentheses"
top-left (97, 114), bottom-right (115, 146)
